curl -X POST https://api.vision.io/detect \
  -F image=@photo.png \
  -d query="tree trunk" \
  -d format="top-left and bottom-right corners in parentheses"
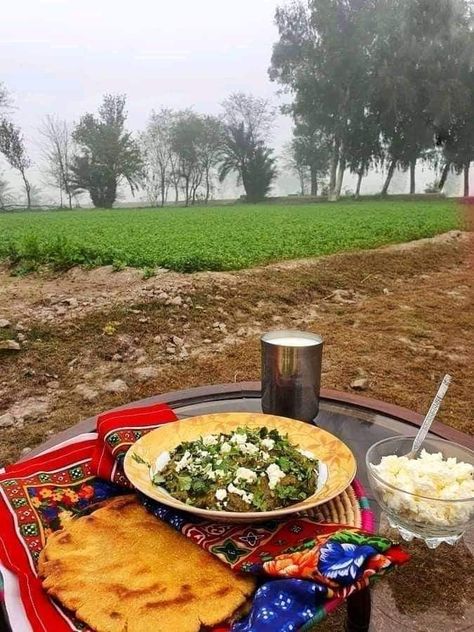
top-left (310, 166), bottom-right (317, 196)
top-left (21, 170), bottom-right (31, 209)
top-left (409, 159), bottom-right (416, 194)
top-left (355, 168), bottom-right (364, 199)
top-left (184, 177), bottom-right (190, 207)
top-left (328, 137), bottom-right (340, 201)
top-left (174, 184), bottom-right (179, 203)
top-left (381, 160), bottom-right (396, 196)
top-left (67, 190), bottom-right (73, 209)
top-left (160, 172), bottom-right (166, 207)
top-left (464, 162), bottom-right (470, 197)
top-left (335, 155), bottom-right (346, 198)
top-left (438, 162), bottom-right (450, 192)
top-left (205, 169), bottom-right (210, 203)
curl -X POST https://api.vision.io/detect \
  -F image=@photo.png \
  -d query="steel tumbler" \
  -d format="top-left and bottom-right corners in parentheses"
top-left (261, 330), bottom-right (323, 422)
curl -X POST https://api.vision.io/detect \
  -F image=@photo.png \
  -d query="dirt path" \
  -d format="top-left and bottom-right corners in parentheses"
top-left (0, 230), bottom-right (472, 466)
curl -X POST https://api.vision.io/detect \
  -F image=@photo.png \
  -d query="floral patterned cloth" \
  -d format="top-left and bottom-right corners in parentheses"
top-left (0, 402), bottom-right (409, 632)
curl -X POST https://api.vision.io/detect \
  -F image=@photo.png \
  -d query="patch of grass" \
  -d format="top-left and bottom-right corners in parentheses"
top-left (0, 199), bottom-right (461, 273)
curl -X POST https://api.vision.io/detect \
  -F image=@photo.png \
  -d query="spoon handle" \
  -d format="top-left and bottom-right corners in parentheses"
top-left (412, 374), bottom-right (452, 455)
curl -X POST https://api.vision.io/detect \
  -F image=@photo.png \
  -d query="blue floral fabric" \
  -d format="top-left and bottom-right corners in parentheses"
top-left (232, 580), bottom-right (327, 632)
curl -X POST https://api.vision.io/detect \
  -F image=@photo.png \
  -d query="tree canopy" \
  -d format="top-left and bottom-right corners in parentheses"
top-left (70, 94), bottom-right (142, 208)
top-left (270, 0), bottom-right (474, 198)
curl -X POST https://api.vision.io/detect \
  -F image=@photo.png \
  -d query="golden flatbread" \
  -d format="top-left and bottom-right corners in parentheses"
top-left (38, 495), bottom-right (255, 632)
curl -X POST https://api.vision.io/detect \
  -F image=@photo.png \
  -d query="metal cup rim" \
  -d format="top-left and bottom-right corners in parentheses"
top-left (261, 330), bottom-right (323, 346)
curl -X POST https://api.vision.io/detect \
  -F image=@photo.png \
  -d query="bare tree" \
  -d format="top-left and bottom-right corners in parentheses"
top-left (141, 109), bottom-right (177, 207)
top-left (221, 93), bottom-right (275, 143)
top-left (39, 115), bottom-right (74, 208)
top-left (198, 116), bottom-right (224, 203)
top-left (0, 119), bottom-right (32, 209)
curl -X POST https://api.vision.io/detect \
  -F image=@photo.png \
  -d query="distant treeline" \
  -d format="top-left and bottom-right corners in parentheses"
top-left (1, 0), bottom-right (473, 209)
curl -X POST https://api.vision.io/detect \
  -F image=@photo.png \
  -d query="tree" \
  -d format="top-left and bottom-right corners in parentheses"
top-left (199, 115), bottom-right (224, 203)
top-left (270, 0), bottom-right (379, 201)
top-left (430, 0), bottom-right (474, 196)
top-left (170, 110), bottom-right (205, 206)
top-left (70, 94), bottom-right (142, 208)
top-left (222, 92), bottom-right (274, 142)
top-left (39, 115), bottom-right (74, 208)
top-left (291, 122), bottom-right (331, 196)
top-left (141, 108), bottom-right (177, 207)
top-left (372, 0), bottom-right (473, 195)
top-left (344, 110), bottom-right (382, 198)
top-left (168, 112), bottom-right (223, 206)
top-left (219, 123), bottom-right (277, 202)
top-left (281, 141), bottom-right (310, 195)
top-left (220, 93), bottom-right (277, 202)
top-left (0, 119), bottom-right (32, 208)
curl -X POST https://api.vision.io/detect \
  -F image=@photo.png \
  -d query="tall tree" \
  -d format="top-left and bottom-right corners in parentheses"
top-left (292, 122), bottom-right (331, 196)
top-left (270, 0), bottom-right (378, 201)
top-left (430, 0), bottom-right (474, 196)
top-left (344, 110), bottom-right (382, 198)
top-left (170, 110), bottom-right (205, 206)
top-left (372, 0), bottom-right (470, 195)
top-left (0, 119), bottom-right (32, 209)
top-left (141, 108), bottom-right (177, 207)
top-left (199, 115), bottom-right (224, 203)
top-left (39, 115), bottom-right (74, 208)
top-left (70, 94), bottom-right (142, 208)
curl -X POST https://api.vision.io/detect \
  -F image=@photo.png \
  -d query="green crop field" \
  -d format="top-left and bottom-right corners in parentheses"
top-left (0, 199), bottom-right (460, 273)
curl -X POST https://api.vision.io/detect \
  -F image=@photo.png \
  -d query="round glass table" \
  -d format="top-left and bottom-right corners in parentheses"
top-left (6, 383), bottom-right (474, 632)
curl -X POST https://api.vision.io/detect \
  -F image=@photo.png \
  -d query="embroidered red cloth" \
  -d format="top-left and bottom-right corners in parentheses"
top-left (0, 402), bottom-right (408, 632)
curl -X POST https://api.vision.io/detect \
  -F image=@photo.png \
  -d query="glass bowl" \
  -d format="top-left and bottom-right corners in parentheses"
top-left (366, 436), bottom-right (474, 548)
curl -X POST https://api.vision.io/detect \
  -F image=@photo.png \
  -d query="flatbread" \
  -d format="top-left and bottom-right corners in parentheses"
top-left (38, 495), bottom-right (255, 632)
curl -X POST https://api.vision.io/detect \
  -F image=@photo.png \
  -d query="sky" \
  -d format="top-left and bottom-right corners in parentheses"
top-left (0, 0), bottom-right (462, 203)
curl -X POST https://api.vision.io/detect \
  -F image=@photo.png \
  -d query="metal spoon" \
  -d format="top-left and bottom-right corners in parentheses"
top-left (406, 374), bottom-right (452, 459)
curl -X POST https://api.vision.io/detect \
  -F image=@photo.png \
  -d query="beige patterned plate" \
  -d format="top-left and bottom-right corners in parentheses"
top-left (123, 412), bottom-right (356, 522)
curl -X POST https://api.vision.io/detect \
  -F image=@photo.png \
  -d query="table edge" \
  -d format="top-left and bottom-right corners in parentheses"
top-left (20, 382), bottom-right (473, 461)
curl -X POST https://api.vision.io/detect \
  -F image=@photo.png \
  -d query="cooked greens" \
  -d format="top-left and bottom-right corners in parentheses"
top-left (149, 426), bottom-right (319, 512)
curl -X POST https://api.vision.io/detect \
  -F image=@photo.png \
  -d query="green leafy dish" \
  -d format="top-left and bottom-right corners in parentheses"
top-left (148, 426), bottom-right (320, 512)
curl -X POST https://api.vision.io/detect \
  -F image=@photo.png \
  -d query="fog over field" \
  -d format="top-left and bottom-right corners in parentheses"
top-left (0, 0), bottom-right (466, 203)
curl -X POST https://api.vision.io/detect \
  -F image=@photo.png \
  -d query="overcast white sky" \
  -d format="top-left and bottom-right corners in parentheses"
top-left (0, 0), bottom-right (288, 144)
top-left (0, 0), bottom-right (461, 201)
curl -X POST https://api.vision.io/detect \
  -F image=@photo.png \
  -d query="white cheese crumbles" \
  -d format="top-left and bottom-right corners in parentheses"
top-left (149, 426), bottom-right (320, 512)
top-left (266, 463), bottom-right (286, 490)
top-left (240, 442), bottom-right (259, 455)
top-left (261, 438), bottom-right (275, 451)
top-left (372, 449), bottom-right (474, 526)
top-left (234, 467), bottom-right (258, 484)
top-left (202, 434), bottom-right (219, 446)
top-left (230, 432), bottom-right (247, 445)
top-left (215, 488), bottom-right (227, 501)
top-left (175, 450), bottom-right (192, 472)
top-left (227, 483), bottom-right (254, 505)
top-left (150, 451), bottom-right (170, 478)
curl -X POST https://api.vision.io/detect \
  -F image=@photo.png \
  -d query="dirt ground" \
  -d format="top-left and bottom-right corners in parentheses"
top-left (1, 229), bottom-right (473, 632)
top-left (0, 229), bottom-right (472, 466)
